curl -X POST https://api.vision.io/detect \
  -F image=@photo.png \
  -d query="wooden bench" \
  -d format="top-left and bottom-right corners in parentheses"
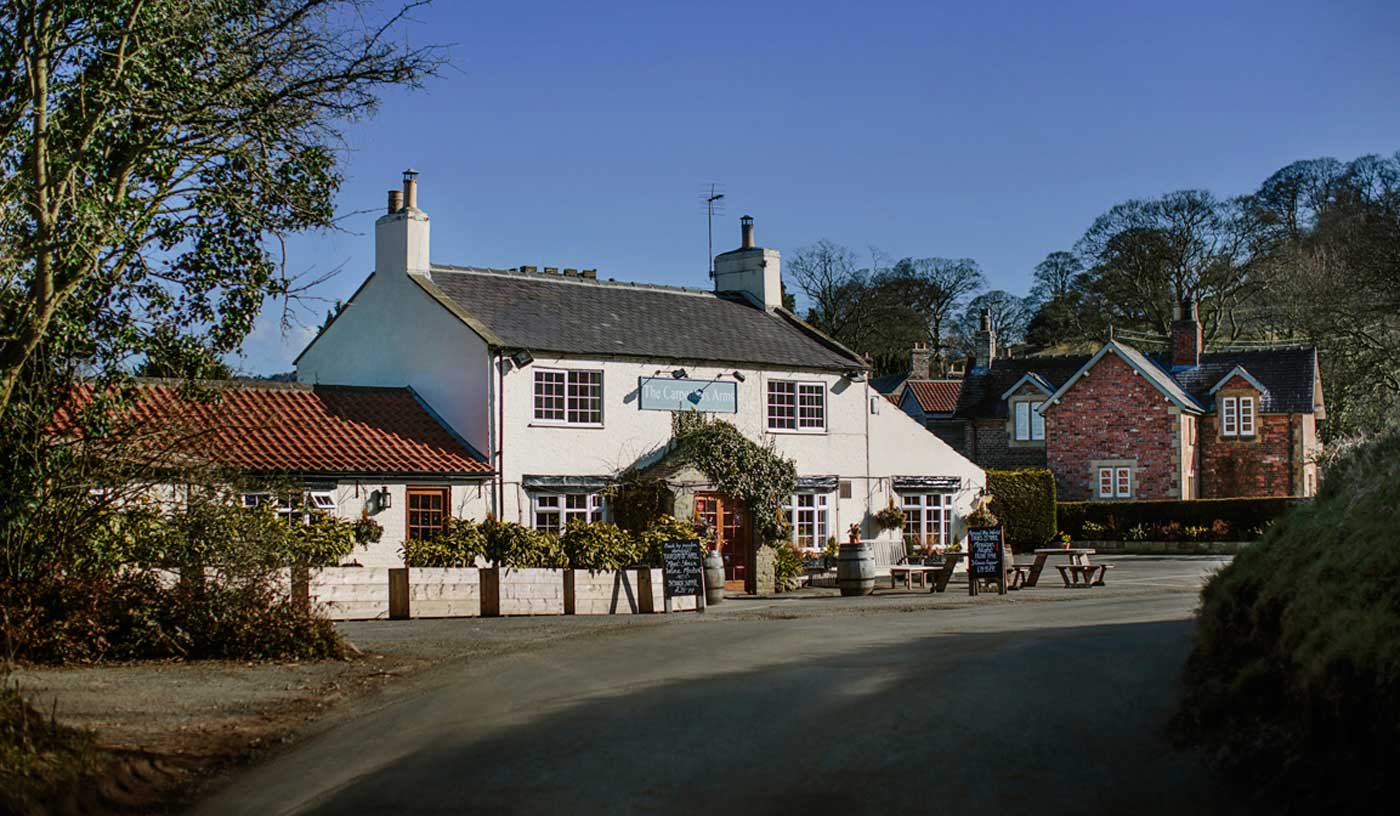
top-left (1007, 563), bottom-right (1034, 590)
top-left (1055, 563), bottom-right (1114, 587)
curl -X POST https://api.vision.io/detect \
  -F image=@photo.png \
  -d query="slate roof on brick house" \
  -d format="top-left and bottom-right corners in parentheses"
top-left (957, 345), bottom-right (1322, 419)
top-left (62, 381), bottom-right (491, 478)
top-left (415, 266), bottom-right (864, 371)
top-left (905, 380), bottom-right (963, 415)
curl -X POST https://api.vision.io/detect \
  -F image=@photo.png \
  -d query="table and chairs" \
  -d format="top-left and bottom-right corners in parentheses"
top-left (888, 547), bottom-right (1110, 593)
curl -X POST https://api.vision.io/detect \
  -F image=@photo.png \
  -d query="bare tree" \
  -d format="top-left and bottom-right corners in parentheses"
top-left (787, 239), bottom-right (875, 343)
top-left (874, 257), bottom-right (984, 373)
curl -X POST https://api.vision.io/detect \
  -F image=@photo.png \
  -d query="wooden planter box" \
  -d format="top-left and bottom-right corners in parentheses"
top-left (564, 569), bottom-right (648, 615)
top-left (635, 568), bottom-right (698, 613)
top-left (402, 567), bottom-right (482, 618)
top-left (480, 567), bottom-right (566, 617)
top-left (307, 567), bottom-right (391, 621)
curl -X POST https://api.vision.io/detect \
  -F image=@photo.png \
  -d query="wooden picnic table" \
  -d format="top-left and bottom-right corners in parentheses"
top-left (1023, 548), bottom-right (1105, 588)
top-left (890, 554), bottom-right (961, 593)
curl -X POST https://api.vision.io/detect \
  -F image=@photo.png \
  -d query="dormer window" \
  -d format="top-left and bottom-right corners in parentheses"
top-left (1013, 400), bottom-right (1045, 441)
top-left (1221, 396), bottom-right (1256, 438)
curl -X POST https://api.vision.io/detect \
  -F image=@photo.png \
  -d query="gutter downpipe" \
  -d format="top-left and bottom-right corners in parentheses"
top-left (496, 350), bottom-right (506, 517)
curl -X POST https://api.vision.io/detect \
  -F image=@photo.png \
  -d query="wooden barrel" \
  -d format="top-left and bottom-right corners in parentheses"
top-left (837, 543), bottom-right (876, 596)
top-left (703, 551), bottom-right (725, 605)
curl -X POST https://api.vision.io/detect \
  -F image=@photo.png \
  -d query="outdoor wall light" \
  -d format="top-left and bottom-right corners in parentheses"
top-left (671, 368), bottom-right (688, 379)
top-left (731, 370), bottom-right (746, 382)
top-left (378, 486), bottom-right (392, 510)
top-left (511, 349), bottom-right (534, 369)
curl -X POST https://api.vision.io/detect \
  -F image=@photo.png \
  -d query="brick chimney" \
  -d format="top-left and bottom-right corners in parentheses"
top-left (713, 215), bottom-right (782, 310)
top-left (1171, 300), bottom-right (1202, 368)
top-left (376, 169), bottom-right (430, 281)
top-left (974, 308), bottom-right (997, 370)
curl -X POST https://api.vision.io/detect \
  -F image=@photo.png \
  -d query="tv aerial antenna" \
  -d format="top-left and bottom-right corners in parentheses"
top-left (701, 183), bottom-right (725, 278)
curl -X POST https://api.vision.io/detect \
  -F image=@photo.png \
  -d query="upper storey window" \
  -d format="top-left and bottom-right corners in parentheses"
top-left (767, 380), bottom-right (826, 432)
top-left (534, 368), bottom-right (603, 426)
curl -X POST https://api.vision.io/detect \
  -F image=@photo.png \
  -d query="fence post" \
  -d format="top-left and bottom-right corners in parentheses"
top-left (388, 567), bottom-right (410, 620)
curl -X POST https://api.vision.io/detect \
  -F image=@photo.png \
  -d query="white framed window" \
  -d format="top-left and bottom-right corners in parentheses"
top-left (1097, 467), bottom-right (1132, 499)
top-left (533, 368), bottom-right (603, 425)
top-left (1221, 397), bottom-right (1238, 436)
top-left (1014, 400), bottom-right (1046, 441)
top-left (900, 492), bottom-right (953, 551)
top-left (531, 492), bottom-right (603, 535)
top-left (1238, 396), bottom-right (1256, 437)
top-left (241, 490), bottom-right (336, 523)
top-left (784, 493), bottom-right (830, 551)
top-left (767, 380), bottom-right (826, 432)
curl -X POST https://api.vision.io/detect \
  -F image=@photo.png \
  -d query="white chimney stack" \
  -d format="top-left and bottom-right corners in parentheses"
top-left (376, 168), bottom-right (430, 280)
top-left (713, 215), bottom-right (782, 311)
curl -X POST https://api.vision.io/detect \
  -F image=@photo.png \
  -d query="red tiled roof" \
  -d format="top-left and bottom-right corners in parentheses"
top-left (906, 380), bottom-right (963, 414)
top-left (62, 382), bottom-right (491, 477)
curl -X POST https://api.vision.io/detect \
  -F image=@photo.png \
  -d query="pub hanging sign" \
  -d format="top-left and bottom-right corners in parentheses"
top-left (638, 377), bottom-right (738, 413)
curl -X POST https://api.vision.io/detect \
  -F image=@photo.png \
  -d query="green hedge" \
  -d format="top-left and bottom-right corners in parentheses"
top-left (1173, 431), bottom-right (1400, 808)
top-left (986, 469), bottom-right (1057, 552)
top-left (1058, 497), bottom-right (1303, 542)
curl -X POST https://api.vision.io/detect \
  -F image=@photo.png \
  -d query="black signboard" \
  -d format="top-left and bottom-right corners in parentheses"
top-left (661, 539), bottom-right (704, 603)
top-left (967, 526), bottom-right (1006, 596)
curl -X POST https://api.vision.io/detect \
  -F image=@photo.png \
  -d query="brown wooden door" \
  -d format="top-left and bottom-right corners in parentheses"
top-left (694, 492), bottom-right (751, 587)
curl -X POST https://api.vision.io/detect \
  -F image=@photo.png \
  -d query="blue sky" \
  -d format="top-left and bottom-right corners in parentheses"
top-left (237, 0), bottom-right (1400, 373)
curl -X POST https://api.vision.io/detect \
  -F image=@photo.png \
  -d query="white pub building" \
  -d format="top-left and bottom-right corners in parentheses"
top-left (296, 172), bottom-right (985, 588)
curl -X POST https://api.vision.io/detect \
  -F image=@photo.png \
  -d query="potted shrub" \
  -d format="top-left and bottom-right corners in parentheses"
top-left (479, 518), bottom-right (567, 617)
top-left (560, 520), bottom-right (644, 615)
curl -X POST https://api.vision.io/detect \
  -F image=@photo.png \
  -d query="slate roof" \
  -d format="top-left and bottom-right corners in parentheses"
top-left (954, 355), bottom-right (1091, 419)
top-left (62, 382), bottom-right (491, 477)
top-left (956, 345), bottom-right (1321, 418)
top-left (420, 266), bottom-right (863, 371)
top-left (905, 380), bottom-right (963, 415)
top-left (870, 371), bottom-right (910, 395)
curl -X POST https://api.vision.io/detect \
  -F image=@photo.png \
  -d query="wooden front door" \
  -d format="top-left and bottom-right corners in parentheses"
top-left (694, 492), bottom-right (751, 588)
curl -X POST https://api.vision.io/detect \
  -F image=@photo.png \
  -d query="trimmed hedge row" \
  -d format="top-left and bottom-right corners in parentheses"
top-left (986, 469), bottom-right (1057, 552)
top-left (1058, 497), bottom-right (1303, 542)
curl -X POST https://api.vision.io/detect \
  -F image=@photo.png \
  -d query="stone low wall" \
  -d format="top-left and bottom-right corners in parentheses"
top-left (1082, 539), bottom-right (1253, 556)
top-left (308, 567), bottom-right (391, 620)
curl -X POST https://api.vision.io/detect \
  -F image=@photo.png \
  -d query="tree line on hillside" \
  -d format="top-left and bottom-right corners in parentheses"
top-left (788, 151), bottom-right (1400, 438)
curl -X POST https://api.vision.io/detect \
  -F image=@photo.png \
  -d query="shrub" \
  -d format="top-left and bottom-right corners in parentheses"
top-left (986, 469), bottom-right (1057, 552)
top-left (1173, 428), bottom-right (1400, 808)
top-left (607, 473), bottom-right (674, 534)
top-left (481, 517), bottom-right (567, 568)
top-left (2, 683), bottom-right (102, 814)
top-left (1058, 497), bottom-right (1302, 541)
top-left (0, 572), bottom-right (344, 664)
top-left (403, 517), bottom-right (486, 567)
top-left (773, 542), bottom-right (804, 589)
top-left (633, 514), bottom-right (702, 566)
top-left (560, 520), bottom-right (640, 572)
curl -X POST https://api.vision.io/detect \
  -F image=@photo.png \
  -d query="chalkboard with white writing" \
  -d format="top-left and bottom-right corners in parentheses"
top-left (967, 526), bottom-right (1006, 596)
top-left (661, 539), bottom-right (703, 599)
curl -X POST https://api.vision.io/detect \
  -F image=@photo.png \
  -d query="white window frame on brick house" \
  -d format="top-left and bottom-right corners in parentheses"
top-left (1238, 396), bottom-right (1256, 437)
top-left (900, 492), bottom-right (953, 551)
top-left (1013, 400), bottom-right (1046, 442)
top-left (767, 380), bottom-right (826, 433)
top-left (1220, 395), bottom-right (1257, 438)
top-left (1096, 466), bottom-right (1133, 499)
top-left (533, 368), bottom-right (604, 426)
top-left (531, 491), bottom-right (604, 535)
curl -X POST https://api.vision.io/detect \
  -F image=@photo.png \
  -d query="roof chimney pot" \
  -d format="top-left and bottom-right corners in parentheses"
top-left (402, 169), bottom-right (419, 210)
top-left (740, 215), bottom-right (755, 249)
top-left (387, 189), bottom-right (403, 214)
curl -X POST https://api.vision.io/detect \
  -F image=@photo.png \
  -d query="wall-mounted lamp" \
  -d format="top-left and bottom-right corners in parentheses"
top-left (731, 370), bottom-right (746, 382)
top-left (843, 369), bottom-right (867, 382)
top-left (511, 349), bottom-right (534, 369)
top-left (377, 486), bottom-right (392, 511)
top-left (671, 368), bottom-right (688, 379)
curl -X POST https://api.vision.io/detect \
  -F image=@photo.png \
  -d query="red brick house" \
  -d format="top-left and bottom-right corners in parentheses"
top-left (953, 304), bottom-right (1325, 500)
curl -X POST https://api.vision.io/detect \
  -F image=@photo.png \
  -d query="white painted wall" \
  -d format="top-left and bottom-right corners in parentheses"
top-left (327, 479), bottom-right (491, 567)
top-left (497, 354), bottom-right (984, 548)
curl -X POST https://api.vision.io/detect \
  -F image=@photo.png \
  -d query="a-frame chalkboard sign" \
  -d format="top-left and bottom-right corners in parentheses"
top-left (661, 539), bottom-right (707, 614)
top-left (967, 526), bottom-right (1007, 596)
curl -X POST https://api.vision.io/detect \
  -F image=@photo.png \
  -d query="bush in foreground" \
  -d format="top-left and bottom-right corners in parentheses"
top-left (1174, 430), bottom-right (1400, 808)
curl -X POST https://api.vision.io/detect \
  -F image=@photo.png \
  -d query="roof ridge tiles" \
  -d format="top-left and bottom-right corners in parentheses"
top-left (429, 264), bottom-right (715, 298)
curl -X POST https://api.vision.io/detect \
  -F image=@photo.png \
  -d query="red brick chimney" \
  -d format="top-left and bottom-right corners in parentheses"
top-left (1171, 300), bottom-right (1202, 368)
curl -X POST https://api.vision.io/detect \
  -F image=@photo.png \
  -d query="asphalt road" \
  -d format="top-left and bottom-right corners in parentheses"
top-left (193, 556), bottom-right (1231, 815)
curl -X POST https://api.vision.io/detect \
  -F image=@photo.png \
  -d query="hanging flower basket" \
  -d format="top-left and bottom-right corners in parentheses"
top-left (874, 501), bottom-right (906, 531)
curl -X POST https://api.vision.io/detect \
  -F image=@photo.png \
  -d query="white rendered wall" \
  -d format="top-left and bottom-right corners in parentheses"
top-left (497, 355), bottom-right (984, 547)
top-left (328, 479), bottom-right (491, 567)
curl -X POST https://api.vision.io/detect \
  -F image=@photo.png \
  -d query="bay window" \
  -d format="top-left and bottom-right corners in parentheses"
top-left (784, 493), bottom-right (830, 551)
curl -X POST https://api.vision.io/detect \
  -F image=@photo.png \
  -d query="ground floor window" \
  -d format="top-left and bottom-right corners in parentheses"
top-left (406, 487), bottom-right (450, 540)
top-left (901, 492), bottom-right (953, 551)
top-left (532, 492), bottom-right (603, 535)
top-left (241, 489), bottom-right (337, 524)
top-left (1097, 466), bottom-right (1132, 499)
top-left (784, 493), bottom-right (830, 551)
